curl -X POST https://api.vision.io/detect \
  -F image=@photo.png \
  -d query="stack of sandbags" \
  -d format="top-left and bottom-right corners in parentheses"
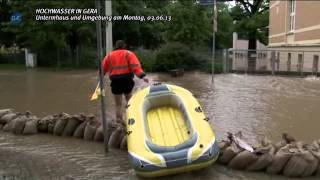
top-left (3, 108), bottom-right (320, 177)
top-left (217, 132), bottom-right (320, 177)
top-left (0, 110), bottom-right (39, 135)
top-left (247, 137), bottom-right (276, 171)
top-left (0, 108), bottom-right (129, 149)
top-left (1, 109), bottom-right (21, 132)
top-left (282, 142), bottom-right (318, 177)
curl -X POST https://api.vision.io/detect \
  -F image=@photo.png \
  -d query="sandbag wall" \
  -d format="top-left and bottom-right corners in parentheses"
top-left (0, 109), bottom-right (127, 149)
top-left (218, 133), bottom-right (320, 177)
top-left (1, 108), bottom-right (320, 178)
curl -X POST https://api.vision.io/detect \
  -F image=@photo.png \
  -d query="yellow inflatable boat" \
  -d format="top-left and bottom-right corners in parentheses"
top-left (126, 83), bottom-right (219, 177)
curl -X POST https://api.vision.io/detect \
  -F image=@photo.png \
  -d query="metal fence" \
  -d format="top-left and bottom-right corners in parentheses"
top-left (227, 49), bottom-right (320, 77)
top-left (0, 50), bottom-right (25, 65)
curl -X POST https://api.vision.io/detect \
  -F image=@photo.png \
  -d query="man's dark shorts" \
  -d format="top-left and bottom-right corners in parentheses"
top-left (110, 78), bottom-right (135, 95)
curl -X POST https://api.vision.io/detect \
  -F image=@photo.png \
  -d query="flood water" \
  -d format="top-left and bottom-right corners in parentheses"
top-left (0, 69), bottom-right (320, 180)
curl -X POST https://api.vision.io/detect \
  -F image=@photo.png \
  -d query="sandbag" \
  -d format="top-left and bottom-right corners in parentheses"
top-left (274, 140), bottom-right (287, 151)
top-left (218, 140), bottom-right (231, 151)
top-left (120, 135), bottom-right (127, 150)
top-left (47, 116), bottom-right (58, 134)
top-left (73, 121), bottom-right (87, 138)
top-left (83, 121), bottom-right (97, 141)
top-left (283, 150), bottom-right (318, 177)
top-left (0, 112), bottom-right (18, 124)
top-left (37, 115), bottom-right (54, 132)
top-left (258, 136), bottom-right (272, 147)
top-left (0, 109), bottom-right (13, 118)
top-left (312, 140), bottom-right (320, 150)
top-left (247, 145), bottom-right (275, 171)
top-left (93, 125), bottom-right (104, 142)
top-left (53, 113), bottom-right (70, 136)
top-left (12, 116), bottom-right (27, 134)
top-left (0, 124), bottom-right (3, 130)
top-left (266, 145), bottom-right (293, 175)
top-left (218, 143), bottom-right (243, 164)
top-left (3, 119), bottom-right (15, 132)
top-left (301, 152), bottom-right (318, 177)
top-left (108, 127), bottom-right (123, 148)
top-left (23, 119), bottom-right (38, 135)
top-left (102, 122), bottom-right (117, 144)
top-left (228, 150), bottom-right (259, 170)
top-left (62, 116), bottom-right (82, 136)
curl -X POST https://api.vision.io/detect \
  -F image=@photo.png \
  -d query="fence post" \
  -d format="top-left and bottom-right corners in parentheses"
top-left (222, 49), bottom-right (227, 73)
top-left (226, 49), bottom-right (230, 73)
top-left (271, 51), bottom-right (276, 75)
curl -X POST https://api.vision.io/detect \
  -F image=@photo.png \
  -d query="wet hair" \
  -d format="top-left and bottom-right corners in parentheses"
top-left (115, 40), bottom-right (126, 50)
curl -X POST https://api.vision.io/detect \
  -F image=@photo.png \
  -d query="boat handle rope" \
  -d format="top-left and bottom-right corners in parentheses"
top-left (127, 130), bottom-right (132, 135)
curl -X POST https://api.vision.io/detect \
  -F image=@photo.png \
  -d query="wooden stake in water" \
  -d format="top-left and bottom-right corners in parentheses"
top-left (95, 0), bottom-right (109, 153)
top-left (211, 0), bottom-right (217, 84)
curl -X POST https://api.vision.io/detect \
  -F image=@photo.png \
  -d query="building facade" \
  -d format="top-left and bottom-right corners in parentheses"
top-left (268, 0), bottom-right (320, 74)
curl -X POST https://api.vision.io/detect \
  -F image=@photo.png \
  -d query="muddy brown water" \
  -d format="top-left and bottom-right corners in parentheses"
top-left (0, 69), bottom-right (320, 180)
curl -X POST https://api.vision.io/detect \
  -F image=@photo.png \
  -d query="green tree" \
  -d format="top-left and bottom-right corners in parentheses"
top-left (165, 0), bottom-right (211, 47)
top-left (231, 0), bottom-right (269, 49)
top-left (2, 0), bottom-right (96, 67)
top-left (0, 0), bottom-right (15, 46)
top-left (216, 2), bottom-right (234, 49)
top-left (112, 0), bottom-right (165, 49)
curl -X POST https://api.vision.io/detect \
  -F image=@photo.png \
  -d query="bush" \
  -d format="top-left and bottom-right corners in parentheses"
top-left (154, 42), bottom-right (199, 72)
top-left (135, 43), bottom-right (224, 74)
top-left (202, 62), bottom-right (223, 74)
top-left (134, 48), bottom-right (156, 72)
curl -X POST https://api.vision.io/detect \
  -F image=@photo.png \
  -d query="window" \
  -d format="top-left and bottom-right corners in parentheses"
top-left (288, 0), bottom-right (296, 32)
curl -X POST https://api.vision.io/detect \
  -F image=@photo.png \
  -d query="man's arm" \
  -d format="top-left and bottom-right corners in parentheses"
top-left (102, 54), bottom-right (110, 75)
top-left (127, 51), bottom-right (145, 78)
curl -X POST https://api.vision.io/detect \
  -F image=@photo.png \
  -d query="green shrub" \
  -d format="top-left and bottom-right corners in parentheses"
top-left (202, 62), bottom-right (223, 74)
top-left (135, 43), bottom-right (224, 74)
top-left (135, 48), bottom-right (156, 72)
top-left (154, 42), bottom-right (198, 72)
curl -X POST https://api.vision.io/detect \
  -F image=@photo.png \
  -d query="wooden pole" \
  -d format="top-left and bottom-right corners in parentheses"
top-left (95, 0), bottom-right (109, 153)
top-left (211, 0), bottom-right (217, 84)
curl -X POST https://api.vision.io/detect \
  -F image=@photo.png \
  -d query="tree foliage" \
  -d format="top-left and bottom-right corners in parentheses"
top-left (231, 0), bottom-right (269, 49)
top-left (112, 0), bottom-right (167, 49)
top-left (1, 0), bottom-right (251, 69)
top-left (165, 0), bottom-right (211, 47)
top-left (215, 2), bottom-right (234, 49)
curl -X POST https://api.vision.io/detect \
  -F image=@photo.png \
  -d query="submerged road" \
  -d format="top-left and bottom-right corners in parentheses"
top-left (0, 69), bottom-right (320, 179)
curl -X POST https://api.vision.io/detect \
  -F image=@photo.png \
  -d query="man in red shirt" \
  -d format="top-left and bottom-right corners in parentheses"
top-left (102, 40), bottom-right (149, 125)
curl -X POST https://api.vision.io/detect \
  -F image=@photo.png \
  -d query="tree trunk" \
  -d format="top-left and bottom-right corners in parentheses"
top-left (57, 49), bottom-right (61, 68)
top-left (248, 36), bottom-right (257, 50)
top-left (247, 31), bottom-right (257, 71)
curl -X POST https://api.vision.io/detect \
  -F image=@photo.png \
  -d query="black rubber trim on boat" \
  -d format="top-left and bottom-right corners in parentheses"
top-left (195, 106), bottom-right (203, 113)
top-left (128, 118), bottom-right (135, 125)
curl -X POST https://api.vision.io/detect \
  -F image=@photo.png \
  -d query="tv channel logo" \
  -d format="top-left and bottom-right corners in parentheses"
top-left (11, 11), bottom-right (22, 24)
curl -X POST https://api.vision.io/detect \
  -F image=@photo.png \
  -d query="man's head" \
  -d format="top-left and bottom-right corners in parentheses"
top-left (115, 40), bottom-right (126, 50)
